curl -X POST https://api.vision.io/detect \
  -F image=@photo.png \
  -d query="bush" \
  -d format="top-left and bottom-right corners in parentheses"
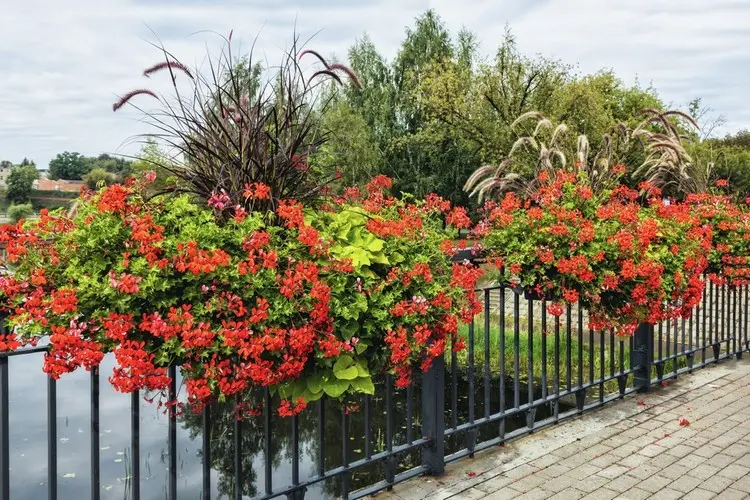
top-left (0, 176), bottom-right (481, 416)
top-left (7, 203), bottom-right (34, 222)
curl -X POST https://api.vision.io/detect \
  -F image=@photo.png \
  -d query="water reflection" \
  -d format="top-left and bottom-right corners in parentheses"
top-left (7, 352), bottom-right (566, 499)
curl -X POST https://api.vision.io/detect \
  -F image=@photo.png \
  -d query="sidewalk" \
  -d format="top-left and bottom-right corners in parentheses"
top-left (376, 358), bottom-right (750, 500)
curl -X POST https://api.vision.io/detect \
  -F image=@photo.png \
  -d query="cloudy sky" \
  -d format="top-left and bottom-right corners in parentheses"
top-left (2, 0), bottom-right (749, 168)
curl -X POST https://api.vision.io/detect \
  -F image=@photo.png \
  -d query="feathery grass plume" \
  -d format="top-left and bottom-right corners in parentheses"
top-left (112, 89), bottom-right (159, 111)
top-left (327, 63), bottom-right (363, 89)
top-left (143, 61), bottom-right (194, 79)
top-left (298, 49), bottom-right (330, 68)
top-left (112, 31), bottom-right (362, 221)
top-left (307, 70), bottom-right (342, 86)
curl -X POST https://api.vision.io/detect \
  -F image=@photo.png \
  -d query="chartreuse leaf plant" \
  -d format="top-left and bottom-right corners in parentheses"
top-left (0, 175), bottom-right (482, 417)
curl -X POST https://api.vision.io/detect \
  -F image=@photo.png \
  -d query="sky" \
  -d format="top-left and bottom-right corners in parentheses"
top-left (2, 0), bottom-right (750, 169)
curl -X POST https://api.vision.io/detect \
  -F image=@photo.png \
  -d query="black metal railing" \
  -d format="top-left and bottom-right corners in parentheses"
top-left (0, 279), bottom-right (747, 499)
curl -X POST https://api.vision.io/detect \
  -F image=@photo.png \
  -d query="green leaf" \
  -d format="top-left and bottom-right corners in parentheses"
top-left (322, 378), bottom-right (350, 398)
top-left (367, 239), bottom-right (384, 252)
top-left (333, 355), bottom-right (354, 374)
top-left (350, 376), bottom-right (375, 395)
top-left (301, 388), bottom-right (324, 402)
top-left (307, 373), bottom-right (324, 394)
top-left (334, 366), bottom-right (359, 380)
top-left (355, 341), bottom-right (369, 355)
top-left (369, 252), bottom-right (390, 265)
top-left (355, 361), bottom-right (369, 378)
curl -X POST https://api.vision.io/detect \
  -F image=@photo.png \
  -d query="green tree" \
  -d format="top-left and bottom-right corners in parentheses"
top-left (6, 164), bottom-right (39, 204)
top-left (312, 100), bottom-right (382, 187)
top-left (82, 167), bottom-right (118, 190)
top-left (8, 203), bottom-right (34, 222)
top-left (48, 151), bottom-right (92, 180)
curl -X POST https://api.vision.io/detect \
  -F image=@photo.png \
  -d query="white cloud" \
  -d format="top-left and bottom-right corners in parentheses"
top-left (1, 0), bottom-right (748, 168)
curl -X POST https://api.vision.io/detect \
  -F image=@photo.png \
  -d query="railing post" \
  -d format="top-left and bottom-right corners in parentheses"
top-left (632, 322), bottom-right (653, 393)
top-left (421, 355), bottom-right (445, 476)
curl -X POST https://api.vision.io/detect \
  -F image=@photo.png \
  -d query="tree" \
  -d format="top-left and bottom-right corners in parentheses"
top-left (8, 203), bottom-right (34, 223)
top-left (48, 152), bottom-right (91, 180)
top-left (311, 100), bottom-right (382, 187)
top-left (6, 164), bottom-right (39, 204)
top-left (82, 168), bottom-right (118, 190)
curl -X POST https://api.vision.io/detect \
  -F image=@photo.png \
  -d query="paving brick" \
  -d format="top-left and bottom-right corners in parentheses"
top-left (720, 489), bottom-right (750, 500)
top-left (565, 464), bottom-right (601, 481)
top-left (483, 488), bottom-right (531, 500)
top-left (657, 462), bottom-right (690, 480)
top-left (474, 474), bottom-right (514, 493)
top-left (581, 488), bottom-right (618, 500)
top-left (682, 487), bottom-right (723, 500)
top-left (656, 488), bottom-right (687, 500)
top-left (515, 487), bottom-right (552, 500)
top-left (596, 464), bottom-right (632, 480)
top-left (718, 463), bottom-right (750, 480)
top-left (602, 474), bottom-right (640, 493)
top-left (700, 474), bottom-right (734, 494)
top-left (668, 475), bottom-right (704, 494)
top-left (691, 463), bottom-right (722, 480)
top-left (548, 488), bottom-right (585, 500)
top-left (637, 474), bottom-right (672, 493)
top-left (573, 476), bottom-right (610, 493)
top-left (612, 487), bottom-right (653, 500)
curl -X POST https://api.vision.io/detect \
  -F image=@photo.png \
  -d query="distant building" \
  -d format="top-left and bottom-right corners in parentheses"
top-left (33, 178), bottom-right (85, 192)
top-left (0, 165), bottom-right (10, 188)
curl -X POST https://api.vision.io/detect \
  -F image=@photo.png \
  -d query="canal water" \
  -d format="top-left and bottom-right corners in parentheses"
top-left (5, 352), bottom-right (565, 499)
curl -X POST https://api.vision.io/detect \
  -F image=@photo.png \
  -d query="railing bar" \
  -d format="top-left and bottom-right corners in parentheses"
top-left (554, 316), bottom-right (560, 422)
top-left (566, 305), bottom-right (572, 392)
top-left (499, 287), bottom-right (506, 439)
top-left (342, 407), bottom-right (350, 499)
top-left (513, 293), bottom-right (520, 409)
top-left (451, 338), bottom-right (457, 430)
top-left (406, 385), bottom-right (413, 445)
top-left (658, 321), bottom-right (664, 370)
top-left (577, 306), bottom-right (583, 389)
top-left (484, 289), bottom-right (491, 419)
top-left (264, 388), bottom-right (272, 495)
top-left (234, 395), bottom-right (242, 500)
top-left (292, 414), bottom-right (300, 487)
top-left (702, 281), bottom-right (708, 363)
top-left (167, 366), bottom-right (177, 500)
top-left (317, 399), bottom-right (325, 476)
top-left (91, 367), bottom-right (100, 500)
top-left (709, 280), bottom-right (714, 357)
top-left (48, 376), bottom-right (57, 500)
top-left (0, 356), bottom-right (9, 500)
top-left (468, 315), bottom-right (475, 425)
top-left (609, 328), bottom-right (615, 378)
top-left (385, 374), bottom-right (395, 487)
top-left (588, 326), bottom-right (594, 386)
top-left (604, 330), bottom-right (607, 403)
top-left (673, 318), bottom-right (679, 376)
top-left (131, 391), bottom-right (140, 500)
top-left (527, 297), bottom-right (534, 424)
top-left (541, 300), bottom-right (548, 400)
top-left (364, 395), bottom-right (372, 459)
top-left (201, 406), bottom-right (210, 500)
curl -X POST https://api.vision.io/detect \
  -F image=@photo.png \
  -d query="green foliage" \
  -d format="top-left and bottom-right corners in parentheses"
top-left (83, 168), bottom-right (118, 190)
top-left (6, 164), bottom-right (39, 204)
top-left (48, 151), bottom-right (92, 180)
top-left (7, 203), bottom-right (33, 222)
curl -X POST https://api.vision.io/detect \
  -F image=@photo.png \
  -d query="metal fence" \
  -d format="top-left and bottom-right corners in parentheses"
top-left (0, 279), bottom-right (746, 500)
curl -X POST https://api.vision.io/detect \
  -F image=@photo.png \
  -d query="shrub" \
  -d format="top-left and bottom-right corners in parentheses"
top-left (0, 175), bottom-right (481, 416)
top-left (474, 170), bottom-right (709, 334)
top-left (7, 203), bottom-right (34, 222)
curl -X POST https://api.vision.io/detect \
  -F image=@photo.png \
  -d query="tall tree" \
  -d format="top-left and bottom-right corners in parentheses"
top-left (48, 152), bottom-right (91, 180)
top-left (6, 164), bottom-right (39, 204)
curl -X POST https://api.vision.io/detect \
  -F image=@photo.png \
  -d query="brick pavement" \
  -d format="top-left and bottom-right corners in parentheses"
top-left (375, 358), bottom-right (750, 500)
